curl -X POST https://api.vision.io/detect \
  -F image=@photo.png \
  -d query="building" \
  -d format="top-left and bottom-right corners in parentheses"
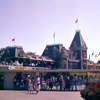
top-left (0, 46), bottom-right (54, 68)
top-left (42, 30), bottom-right (88, 69)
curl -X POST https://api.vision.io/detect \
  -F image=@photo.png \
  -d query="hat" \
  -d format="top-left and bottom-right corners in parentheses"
top-left (28, 75), bottom-right (30, 77)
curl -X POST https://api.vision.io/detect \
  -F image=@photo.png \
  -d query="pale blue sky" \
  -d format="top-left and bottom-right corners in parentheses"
top-left (0, 0), bottom-right (100, 62)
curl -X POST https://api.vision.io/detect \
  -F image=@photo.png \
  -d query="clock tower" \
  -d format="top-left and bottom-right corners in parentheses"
top-left (69, 30), bottom-right (88, 69)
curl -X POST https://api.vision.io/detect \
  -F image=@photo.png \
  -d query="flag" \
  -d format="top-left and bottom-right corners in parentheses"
top-left (34, 56), bottom-right (36, 59)
top-left (98, 52), bottom-right (100, 56)
top-left (95, 54), bottom-right (97, 59)
top-left (92, 52), bottom-right (94, 55)
top-left (53, 33), bottom-right (55, 38)
top-left (12, 38), bottom-right (15, 41)
top-left (75, 19), bottom-right (78, 23)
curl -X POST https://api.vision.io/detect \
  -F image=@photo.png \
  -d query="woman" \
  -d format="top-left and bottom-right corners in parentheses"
top-left (61, 78), bottom-right (65, 91)
top-left (27, 75), bottom-right (31, 91)
top-left (35, 75), bottom-right (40, 94)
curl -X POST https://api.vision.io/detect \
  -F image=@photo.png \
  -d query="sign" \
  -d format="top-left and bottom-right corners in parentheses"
top-left (14, 66), bottom-right (27, 70)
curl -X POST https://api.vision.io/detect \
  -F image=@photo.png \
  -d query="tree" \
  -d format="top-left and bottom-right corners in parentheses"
top-left (53, 48), bottom-right (63, 69)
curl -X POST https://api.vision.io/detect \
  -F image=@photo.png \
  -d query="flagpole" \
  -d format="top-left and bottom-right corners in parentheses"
top-left (77, 21), bottom-right (78, 30)
top-left (14, 37), bottom-right (15, 47)
top-left (54, 31), bottom-right (55, 45)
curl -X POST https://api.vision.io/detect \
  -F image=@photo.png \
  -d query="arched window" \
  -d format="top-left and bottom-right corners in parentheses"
top-left (73, 42), bottom-right (77, 47)
top-left (53, 47), bottom-right (56, 54)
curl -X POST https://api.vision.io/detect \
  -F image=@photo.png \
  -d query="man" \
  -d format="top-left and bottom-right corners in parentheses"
top-left (73, 74), bottom-right (78, 91)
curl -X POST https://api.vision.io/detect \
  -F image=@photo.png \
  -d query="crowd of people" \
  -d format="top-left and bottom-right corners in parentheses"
top-left (13, 74), bottom-right (100, 93)
top-left (46, 74), bottom-right (81, 91)
top-left (13, 74), bottom-right (40, 94)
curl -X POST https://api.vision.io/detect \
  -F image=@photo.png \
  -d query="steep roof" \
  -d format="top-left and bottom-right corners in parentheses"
top-left (69, 30), bottom-right (87, 49)
top-left (42, 44), bottom-right (63, 56)
top-left (1, 46), bottom-right (25, 58)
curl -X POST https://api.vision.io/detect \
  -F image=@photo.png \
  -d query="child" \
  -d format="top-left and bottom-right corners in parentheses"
top-left (29, 81), bottom-right (33, 93)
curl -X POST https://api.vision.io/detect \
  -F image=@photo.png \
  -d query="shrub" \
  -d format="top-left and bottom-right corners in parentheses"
top-left (80, 82), bottom-right (100, 100)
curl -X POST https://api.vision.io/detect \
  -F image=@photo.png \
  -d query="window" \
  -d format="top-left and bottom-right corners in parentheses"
top-left (73, 42), bottom-right (77, 47)
top-left (45, 48), bottom-right (48, 54)
top-left (70, 62), bottom-right (73, 69)
top-left (83, 64), bottom-right (86, 69)
top-left (53, 47), bottom-right (56, 54)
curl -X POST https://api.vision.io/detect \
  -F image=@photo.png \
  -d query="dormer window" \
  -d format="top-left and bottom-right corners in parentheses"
top-left (53, 47), bottom-right (56, 54)
top-left (45, 48), bottom-right (48, 54)
top-left (19, 51), bottom-right (24, 56)
top-left (75, 53), bottom-right (77, 58)
top-left (73, 42), bottom-right (77, 47)
top-left (62, 47), bottom-right (66, 54)
top-left (6, 50), bottom-right (10, 56)
top-left (70, 52), bottom-right (73, 59)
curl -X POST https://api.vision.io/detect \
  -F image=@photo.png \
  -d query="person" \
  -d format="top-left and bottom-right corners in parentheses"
top-left (79, 76), bottom-right (82, 85)
top-left (27, 75), bottom-right (31, 91)
top-left (85, 77), bottom-right (88, 87)
top-left (55, 81), bottom-right (58, 90)
top-left (29, 81), bottom-right (33, 93)
top-left (49, 77), bottom-right (53, 90)
top-left (61, 78), bottom-right (66, 91)
top-left (32, 77), bottom-right (34, 90)
top-left (13, 76), bottom-right (17, 89)
top-left (90, 77), bottom-right (93, 82)
top-left (20, 78), bottom-right (25, 90)
top-left (22, 74), bottom-right (26, 84)
top-left (70, 76), bottom-right (74, 91)
top-left (95, 76), bottom-right (98, 82)
top-left (59, 75), bottom-right (63, 91)
top-left (66, 77), bottom-right (71, 91)
top-left (73, 74), bottom-right (78, 91)
top-left (35, 75), bottom-right (40, 94)
top-left (16, 78), bottom-right (20, 90)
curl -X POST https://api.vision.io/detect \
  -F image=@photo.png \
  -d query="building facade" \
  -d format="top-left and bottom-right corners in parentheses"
top-left (42, 30), bottom-right (88, 69)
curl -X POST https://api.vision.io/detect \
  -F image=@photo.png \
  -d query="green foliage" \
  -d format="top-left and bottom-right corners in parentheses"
top-left (0, 72), bottom-right (4, 80)
top-left (53, 49), bottom-right (63, 68)
top-left (80, 82), bottom-right (100, 100)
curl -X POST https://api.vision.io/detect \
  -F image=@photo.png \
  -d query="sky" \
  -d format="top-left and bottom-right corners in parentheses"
top-left (0, 0), bottom-right (100, 62)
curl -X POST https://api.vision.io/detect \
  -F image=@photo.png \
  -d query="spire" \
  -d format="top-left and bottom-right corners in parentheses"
top-left (69, 30), bottom-right (87, 49)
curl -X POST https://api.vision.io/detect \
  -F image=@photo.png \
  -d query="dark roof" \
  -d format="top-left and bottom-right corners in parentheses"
top-left (42, 44), bottom-right (64, 56)
top-left (1, 46), bottom-right (25, 58)
top-left (69, 30), bottom-right (87, 49)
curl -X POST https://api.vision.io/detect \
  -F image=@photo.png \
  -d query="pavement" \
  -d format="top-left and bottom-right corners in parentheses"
top-left (0, 90), bottom-right (84, 100)
top-left (0, 85), bottom-right (85, 100)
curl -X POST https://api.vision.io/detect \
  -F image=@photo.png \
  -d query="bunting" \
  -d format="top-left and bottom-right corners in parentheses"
top-left (37, 61), bottom-right (41, 64)
top-left (51, 62), bottom-right (54, 65)
top-left (44, 61), bottom-right (48, 64)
